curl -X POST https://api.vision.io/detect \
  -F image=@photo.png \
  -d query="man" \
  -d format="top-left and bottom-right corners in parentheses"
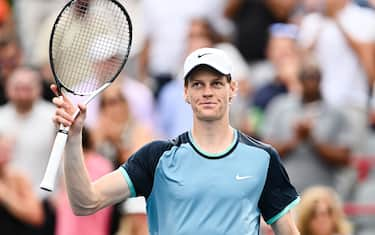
top-left (53, 48), bottom-right (300, 235)
top-left (298, 0), bottom-right (375, 153)
top-left (260, 59), bottom-right (354, 195)
top-left (0, 66), bottom-right (55, 199)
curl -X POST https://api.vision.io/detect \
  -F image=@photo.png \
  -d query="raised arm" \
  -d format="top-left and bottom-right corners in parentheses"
top-left (52, 85), bottom-right (130, 215)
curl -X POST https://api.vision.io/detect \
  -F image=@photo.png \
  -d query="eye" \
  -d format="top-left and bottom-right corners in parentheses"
top-left (212, 81), bottom-right (224, 88)
top-left (191, 82), bottom-right (202, 88)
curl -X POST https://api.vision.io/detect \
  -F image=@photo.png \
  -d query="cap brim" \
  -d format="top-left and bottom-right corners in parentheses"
top-left (184, 63), bottom-right (230, 80)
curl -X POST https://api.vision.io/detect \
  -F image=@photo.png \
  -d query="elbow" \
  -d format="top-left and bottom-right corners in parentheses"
top-left (70, 199), bottom-right (101, 216)
top-left (72, 209), bottom-right (93, 216)
top-left (71, 204), bottom-right (99, 216)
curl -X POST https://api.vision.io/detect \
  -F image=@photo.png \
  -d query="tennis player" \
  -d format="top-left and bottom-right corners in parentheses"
top-left (52, 48), bottom-right (300, 235)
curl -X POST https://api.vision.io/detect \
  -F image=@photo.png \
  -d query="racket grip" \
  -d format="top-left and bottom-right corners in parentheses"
top-left (40, 130), bottom-right (69, 191)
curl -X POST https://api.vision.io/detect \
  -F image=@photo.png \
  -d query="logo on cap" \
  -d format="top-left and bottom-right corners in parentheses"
top-left (197, 52), bottom-right (211, 58)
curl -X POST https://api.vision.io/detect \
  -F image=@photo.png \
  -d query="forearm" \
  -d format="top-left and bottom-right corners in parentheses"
top-left (1, 194), bottom-right (44, 226)
top-left (64, 134), bottom-right (131, 216)
top-left (138, 39), bottom-right (150, 82)
top-left (64, 134), bottom-right (101, 215)
top-left (313, 141), bottom-right (350, 166)
top-left (265, 138), bottom-right (299, 157)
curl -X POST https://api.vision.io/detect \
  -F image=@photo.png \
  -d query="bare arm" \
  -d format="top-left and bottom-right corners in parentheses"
top-left (64, 133), bottom-right (130, 216)
top-left (52, 85), bottom-right (130, 216)
top-left (0, 173), bottom-right (44, 226)
top-left (312, 141), bottom-right (351, 166)
top-left (264, 138), bottom-right (299, 157)
top-left (271, 211), bottom-right (300, 235)
top-left (138, 38), bottom-right (150, 82)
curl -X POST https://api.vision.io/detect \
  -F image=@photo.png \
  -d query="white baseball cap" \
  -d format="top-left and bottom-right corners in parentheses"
top-left (183, 47), bottom-right (232, 80)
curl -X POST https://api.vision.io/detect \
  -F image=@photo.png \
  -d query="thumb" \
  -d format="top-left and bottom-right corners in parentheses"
top-left (77, 103), bottom-right (87, 117)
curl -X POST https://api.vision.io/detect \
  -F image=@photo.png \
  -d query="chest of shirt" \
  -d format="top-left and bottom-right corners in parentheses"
top-left (153, 144), bottom-right (270, 201)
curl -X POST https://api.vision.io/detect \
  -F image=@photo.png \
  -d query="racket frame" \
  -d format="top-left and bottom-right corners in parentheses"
top-left (40, 0), bottom-right (132, 191)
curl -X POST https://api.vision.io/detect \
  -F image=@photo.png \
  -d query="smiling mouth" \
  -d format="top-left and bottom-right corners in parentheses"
top-left (199, 102), bottom-right (217, 108)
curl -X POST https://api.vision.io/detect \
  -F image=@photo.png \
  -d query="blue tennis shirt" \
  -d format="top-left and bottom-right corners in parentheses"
top-left (120, 130), bottom-right (299, 235)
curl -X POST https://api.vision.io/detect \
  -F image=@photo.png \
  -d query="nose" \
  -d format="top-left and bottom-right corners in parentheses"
top-left (202, 86), bottom-right (214, 97)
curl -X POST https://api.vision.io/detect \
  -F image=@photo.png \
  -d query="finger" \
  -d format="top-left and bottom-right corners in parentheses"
top-left (56, 108), bottom-right (75, 123)
top-left (53, 115), bottom-right (72, 127)
top-left (52, 96), bottom-right (64, 107)
top-left (77, 103), bottom-right (87, 115)
top-left (52, 96), bottom-right (75, 114)
top-left (50, 84), bottom-right (59, 97)
top-left (50, 84), bottom-right (72, 104)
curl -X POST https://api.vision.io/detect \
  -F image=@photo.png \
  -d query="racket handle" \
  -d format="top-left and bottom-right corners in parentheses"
top-left (40, 130), bottom-right (69, 191)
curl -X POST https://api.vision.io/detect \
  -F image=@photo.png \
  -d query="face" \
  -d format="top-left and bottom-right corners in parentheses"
top-left (187, 19), bottom-right (213, 53)
top-left (301, 77), bottom-right (320, 100)
top-left (7, 69), bottom-right (41, 112)
top-left (267, 37), bottom-right (297, 68)
top-left (100, 87), bottom-right (129, 122)
top-left (309, 201), bottom-right (336, 235)
top-left (0, 40), bottom-right (22, 80)
top-left (184, 68), bottom-right (235, 122)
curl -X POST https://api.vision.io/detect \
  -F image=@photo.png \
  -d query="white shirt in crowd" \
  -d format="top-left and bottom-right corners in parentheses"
top-left (298, 3), bottom-right (375, 110)
top-left (0, 100), bottom-right (56, 199)
top-left (141, 0), bottom-right (229, 76)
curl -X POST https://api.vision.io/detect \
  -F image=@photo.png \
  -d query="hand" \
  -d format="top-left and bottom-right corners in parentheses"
top-left (0, 180), bottom-right (10, 205)
top-left (0, 137), bottom-right (12, 165)
top-left (51, 84), bottom-right (87, 137)
top-left (294, 120), bottom-right (313, 141)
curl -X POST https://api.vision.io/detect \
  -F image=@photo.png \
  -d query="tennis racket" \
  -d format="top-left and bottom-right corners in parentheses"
top-left (40, 0), bottom-right (132, 191)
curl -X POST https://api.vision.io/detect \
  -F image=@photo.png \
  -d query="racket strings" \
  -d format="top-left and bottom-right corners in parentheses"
top-left (51, 0), bottom-right (131, 95)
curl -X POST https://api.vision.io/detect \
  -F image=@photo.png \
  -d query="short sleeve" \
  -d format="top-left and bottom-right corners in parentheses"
top-left (120, 140), bottom-right (173, 199)
top-left (258, 147), bottom-right (300, 224)
top-left (339, 6), bottom-right (375, 42)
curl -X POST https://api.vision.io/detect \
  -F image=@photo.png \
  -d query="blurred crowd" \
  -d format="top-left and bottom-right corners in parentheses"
top-left (0, 0), bottom-right (375, 235)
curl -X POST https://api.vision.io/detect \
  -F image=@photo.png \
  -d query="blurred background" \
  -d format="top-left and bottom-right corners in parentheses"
top-left (0, 0), bottom-right (375, 235)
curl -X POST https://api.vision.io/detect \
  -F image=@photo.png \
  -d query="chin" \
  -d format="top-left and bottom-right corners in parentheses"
top-left (196, 113), bottom-right (222, 122)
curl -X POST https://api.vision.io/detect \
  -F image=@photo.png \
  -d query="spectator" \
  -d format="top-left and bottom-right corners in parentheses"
top-left (250, 23), bottom-right (301, 135)
top-left (55, 127), bottom-right (113, 235)
top-left (296, 185), bottom-right (352, 235)
top-left (260, 58), bottom-right (353, 194)
top-left (225, 0), bottom-right (298, 86)
top-left (225, 0), bottom-right (298, 63)
top-left (0, 35), bottom-right (23, 105)
top-left (93, 85), bottom-right (154, 235)
top-left (93, 83), bottom-right (156, 167)
top-left (85, 74), bottom-right (156, 132)
top-left (12, 0), bottom-right (65, 65)
top-left (0, 135), bottom-right (45, 235)
top-left (298, 0), bottom-right (375, 153)
top-left (0, 66), bottom-right (56, 199)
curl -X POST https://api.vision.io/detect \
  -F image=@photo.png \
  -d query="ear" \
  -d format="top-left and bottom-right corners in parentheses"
top-left (184, 86), bottom-right (190, 104)
top-left (229, 80), bottom-right (238, 102)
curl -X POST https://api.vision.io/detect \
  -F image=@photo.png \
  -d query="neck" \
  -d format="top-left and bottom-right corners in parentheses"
top-left (15, 104), bottom-right (34, 116)
top-left (302, 93), bottom-right (321, 104)
top-left (191, 117), bottom-right (234, 154)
